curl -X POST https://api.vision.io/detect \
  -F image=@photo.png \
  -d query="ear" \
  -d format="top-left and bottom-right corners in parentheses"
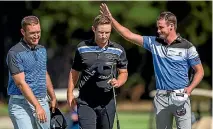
top-left (170, 23), bottom-right (174, 31)
top-left (92, 26), bottom-right (95, 33)
top-left (20, 28), bottom-right (25, 36)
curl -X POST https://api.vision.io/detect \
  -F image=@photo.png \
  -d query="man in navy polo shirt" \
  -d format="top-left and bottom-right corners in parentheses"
top-left (100, 4), bottom-right (204, 129)
top-left (6, 16), bottom-right (57, 129)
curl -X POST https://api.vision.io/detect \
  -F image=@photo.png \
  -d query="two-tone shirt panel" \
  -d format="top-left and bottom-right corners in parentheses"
top-left (6, 40), bottom-right (47, 98)
top-left (143, 36), bottom-right (201, 90)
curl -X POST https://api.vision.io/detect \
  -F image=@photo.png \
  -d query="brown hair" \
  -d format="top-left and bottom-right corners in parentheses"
top-left (21, 16), bottom-right (40, 30)
top-left (157, 11), bottom-right (177, 30)
top-left (93, 15), bottom-right (111, 29)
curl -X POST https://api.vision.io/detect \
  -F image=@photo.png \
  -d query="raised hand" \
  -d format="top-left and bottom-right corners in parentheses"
top-left (100, 3), bottom-right (112, 19)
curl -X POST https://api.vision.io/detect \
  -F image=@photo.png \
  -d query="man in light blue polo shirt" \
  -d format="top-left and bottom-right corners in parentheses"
top-left (100, 4), bottom-right (204, 129)
top-left (6, 15), bottom-right (57, 129)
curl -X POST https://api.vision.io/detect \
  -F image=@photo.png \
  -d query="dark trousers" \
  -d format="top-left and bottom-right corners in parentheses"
top-left (77, 99), bottom-right (115, 129)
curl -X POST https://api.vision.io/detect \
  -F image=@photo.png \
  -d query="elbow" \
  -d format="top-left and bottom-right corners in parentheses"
top-left (196, 67), bottom-right (204, 79)
top-left (200, 65), bottom-right (204, 78)
top-left (14, 80), bottom-right (25, 89)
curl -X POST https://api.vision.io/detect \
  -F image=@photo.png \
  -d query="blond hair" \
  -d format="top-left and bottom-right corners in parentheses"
top-left (93, 15), bottom-right (111, 29)
top-left (21, 16), bottom-right (40, 30)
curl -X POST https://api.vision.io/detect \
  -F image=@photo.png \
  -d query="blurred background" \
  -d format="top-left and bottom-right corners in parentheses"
top-left (1, 1), bottom-right (212, 129)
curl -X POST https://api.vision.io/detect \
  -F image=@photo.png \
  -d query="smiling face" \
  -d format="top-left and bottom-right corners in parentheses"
top-left (157, 19), bottom-right (171, 39)
top-left (156, 12), bottom-right (177, 40)
top-left (20, 16), bottom-right (41, 46)
top-left (92, 24), bottom-right (111, 45)
top-left (21, 23), bottom-right (41, 46)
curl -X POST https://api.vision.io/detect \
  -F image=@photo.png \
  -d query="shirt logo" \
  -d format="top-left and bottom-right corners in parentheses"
top-left (105, 54), bottom-right (116, 60)
top-left (194, 57), bottom-right (200, 62)
top-left (178, 52), bottom-right (182, 56)
top-left (167, 50), bottom-right (183, 57)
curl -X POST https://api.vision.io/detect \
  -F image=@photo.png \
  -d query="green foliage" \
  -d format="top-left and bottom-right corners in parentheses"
top-left (203, 63), bottom-right (211, 77)
top-left (32, 1), bottom-right (212, 46)
top-left (184, 1), bottom-right (212, 46)
top-left (33, 1), bottom-right (101, 46)
top-left (31, 1), bottom-right (163, 47)
top-left (123, 73), bottom-right (145, 88)
top-left (198, 80), bottom-right (211, 89)
top-left (30, 1), bottom-right (211, 91)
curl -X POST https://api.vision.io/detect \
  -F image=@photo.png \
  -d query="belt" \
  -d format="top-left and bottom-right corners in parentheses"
top-left (10, 95), bottom-right (25, 99)
top-left (156, 90), bottom-right (174, 94)
top-left (156, 89), bottom-right (185, 97)
top-left (10, 95), bottom-right (47, 100)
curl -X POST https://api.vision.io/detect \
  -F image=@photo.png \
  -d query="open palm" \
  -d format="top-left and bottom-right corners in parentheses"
top-left (100, 3), bottom-right (112, 18)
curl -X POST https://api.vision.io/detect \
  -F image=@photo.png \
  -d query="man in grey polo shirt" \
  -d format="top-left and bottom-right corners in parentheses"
top-left (6, 16), bottom-right (57, 129)
top-left (100, 4), bottom-right (204, 129)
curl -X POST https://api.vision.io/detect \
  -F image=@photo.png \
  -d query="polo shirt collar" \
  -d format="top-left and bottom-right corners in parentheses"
top-left (20, 38), bottom-right (39, 51)
top-left (89, 38), bottom-right (114, 49)
top-left (156, 33), bottom-right (182, 45)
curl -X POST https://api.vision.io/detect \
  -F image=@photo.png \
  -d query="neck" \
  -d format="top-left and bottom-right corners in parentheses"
top-left (23, 38), bottom-right (35, 48)
top-left (165, 32), bottom-right (178, 45)
top-left (95, 38), bottom-right (108, 48)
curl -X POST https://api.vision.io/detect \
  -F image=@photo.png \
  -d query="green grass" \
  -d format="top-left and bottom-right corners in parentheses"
top-left (113, 112), bottom-right (151, 129)
top-left (113, 111), bottom-right (212, 129)
top-left (0, 104), bottom-right (211, 129)
top-left (0, 104), bottom-right (9, 116)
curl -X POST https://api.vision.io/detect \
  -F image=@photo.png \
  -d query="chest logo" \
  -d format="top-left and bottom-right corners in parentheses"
top-left (167, 50), bottom-right (183, 57)
top-left (105, 54), bottom-right (116, 60)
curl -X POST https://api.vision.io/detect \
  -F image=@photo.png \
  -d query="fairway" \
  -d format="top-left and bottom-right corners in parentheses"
top-left (113, 112), bottom-right (151, 129)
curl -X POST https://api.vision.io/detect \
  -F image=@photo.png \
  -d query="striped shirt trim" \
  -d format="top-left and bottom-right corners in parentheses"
top-left (78, 46), bottom-right (123, 56)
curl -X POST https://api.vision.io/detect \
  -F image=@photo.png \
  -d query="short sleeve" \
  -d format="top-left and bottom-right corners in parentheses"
top-left (142, 36), bottom-right (156, 51)
top-left (187, 46), bottom-right (201, 66)
top-left (72, 49), bottom-right (83, 71)
top-left (7, 51), bottom-right (24, 75)
top-left (117, 47), bottom-right (128, 69)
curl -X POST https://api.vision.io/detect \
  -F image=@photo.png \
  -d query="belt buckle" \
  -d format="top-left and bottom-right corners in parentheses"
top-left (166, 90), bottom-right (173, 95)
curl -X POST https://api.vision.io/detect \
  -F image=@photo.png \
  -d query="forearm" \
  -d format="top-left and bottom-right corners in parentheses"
top-left (188, 70), bottom-right (204, 90)
top-left (111, 16), bottom-right (143, 46)
top-left (47, 84), bottom-right (56, 101)
top-left (67, 82), bottom-right (75, 94)
top-left (67, 70), bottom-right (79, 94)
top-left (117, 72), bottom-right (128, 87)
top-left (18, 82), bottom-right (40, 108)
top-left (111, 17), bottom-right (132, 41)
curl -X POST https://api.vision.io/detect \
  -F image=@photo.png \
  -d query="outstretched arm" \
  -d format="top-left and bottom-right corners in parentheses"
top-left (100, 3), bottom-right (144, 46)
